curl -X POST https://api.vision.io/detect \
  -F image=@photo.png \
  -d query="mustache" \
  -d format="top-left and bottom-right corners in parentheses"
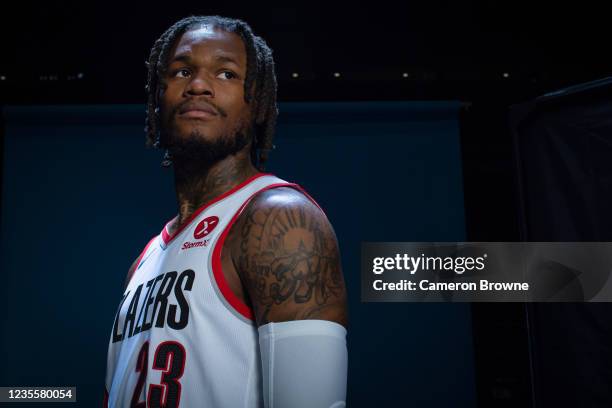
top-left (171, 99), bottom-right (228, 118)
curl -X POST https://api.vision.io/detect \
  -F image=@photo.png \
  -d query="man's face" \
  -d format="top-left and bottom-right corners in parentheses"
top-left (159, 26), bottom-right (252, 162)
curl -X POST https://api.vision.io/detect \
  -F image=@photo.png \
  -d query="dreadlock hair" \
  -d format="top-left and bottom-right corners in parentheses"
top-left (144, 16), bottom-right (278, 171)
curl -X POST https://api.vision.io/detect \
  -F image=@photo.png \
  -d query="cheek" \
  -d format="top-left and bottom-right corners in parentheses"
top-left (230, 97), bottom-right (252, 124)
top-left (159, 83), bottom-right (181, 117)
top-left (220, 83), bottom-right (249, 116)
top-left (159, 105), bottom-right (172, 128)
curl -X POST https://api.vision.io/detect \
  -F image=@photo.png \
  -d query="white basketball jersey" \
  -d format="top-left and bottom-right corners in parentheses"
top-left (105, 173), bottom-right (308, 408)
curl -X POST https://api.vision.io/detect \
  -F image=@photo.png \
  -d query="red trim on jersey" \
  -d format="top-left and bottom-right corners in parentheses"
top-left (103, 387), bottom-right (108, 408)
top-left (211, 182), bottom-right (324, 321)
top-left (160, 172), bottom-right (273, 247)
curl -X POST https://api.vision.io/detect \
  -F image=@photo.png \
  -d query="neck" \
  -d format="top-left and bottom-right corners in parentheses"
top-left (170, 148), bottom-right (259, 233)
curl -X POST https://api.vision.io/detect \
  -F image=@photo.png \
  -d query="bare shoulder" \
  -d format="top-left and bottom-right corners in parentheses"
top-left (230, 186), bottom-right (348, 328)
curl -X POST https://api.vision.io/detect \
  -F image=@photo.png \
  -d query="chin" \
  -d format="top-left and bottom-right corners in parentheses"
top-left (175, 125), bottom-right (220, 142)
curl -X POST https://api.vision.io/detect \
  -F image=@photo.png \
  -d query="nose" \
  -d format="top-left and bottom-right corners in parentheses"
top-left (185, 71), bottom-right (214, 97)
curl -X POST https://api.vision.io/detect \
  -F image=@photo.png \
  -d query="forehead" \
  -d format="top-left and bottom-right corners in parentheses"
top-left (170, 26), bottom-right (246, 64)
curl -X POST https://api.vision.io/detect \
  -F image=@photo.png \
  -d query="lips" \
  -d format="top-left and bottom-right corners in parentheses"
top-left (178, 101), bottom-right (219, 119)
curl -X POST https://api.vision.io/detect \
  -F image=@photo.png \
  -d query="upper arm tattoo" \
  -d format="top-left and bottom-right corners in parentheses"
top-left (235, 191), bottom-right (347, 327)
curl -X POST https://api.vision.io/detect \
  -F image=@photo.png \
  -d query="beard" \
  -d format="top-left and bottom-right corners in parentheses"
top-left (163, 120), bottom-right (252, 171)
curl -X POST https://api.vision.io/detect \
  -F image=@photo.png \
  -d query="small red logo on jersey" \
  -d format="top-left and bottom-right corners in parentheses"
top-left (194, 216), bottom-right (219, 239)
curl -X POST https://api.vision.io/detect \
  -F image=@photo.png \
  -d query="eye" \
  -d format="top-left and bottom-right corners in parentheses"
top-left (217, 70), bottom-right (237, 80)
top-left (174, 68), bottom-right (191, 78)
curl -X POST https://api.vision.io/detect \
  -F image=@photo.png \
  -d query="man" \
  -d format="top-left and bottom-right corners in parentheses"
top-left (104, 16), bottom-right (348, 408)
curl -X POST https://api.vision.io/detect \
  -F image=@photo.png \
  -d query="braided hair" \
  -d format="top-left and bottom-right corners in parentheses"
top-left (145, 16), bottom-right (278, 170)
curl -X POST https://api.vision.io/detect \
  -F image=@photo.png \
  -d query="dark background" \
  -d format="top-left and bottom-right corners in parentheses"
top-left (1, 102), bottom-right (470, 407)
top-left (1, 1), bottom-right (611, 407)
top-left (1, 0), bottom-right (611, 104)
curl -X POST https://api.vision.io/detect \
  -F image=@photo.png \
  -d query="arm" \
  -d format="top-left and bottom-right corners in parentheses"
top-left (233, 187), bottom-right (348, 328)
top-left (233, 187), bottom-right (348, 408)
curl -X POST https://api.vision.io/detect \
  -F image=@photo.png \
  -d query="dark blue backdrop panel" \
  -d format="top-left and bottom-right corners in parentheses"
top-left (1, 102), bottom-right (473, 407)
